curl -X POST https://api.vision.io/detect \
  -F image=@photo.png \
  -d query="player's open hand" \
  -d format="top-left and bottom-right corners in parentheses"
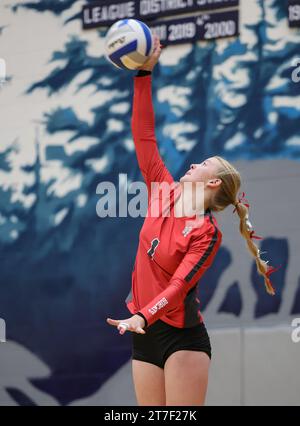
top-left (137, 34), bottom-right (163, 72)
top-left (106, 315), bottom-right (146, 335)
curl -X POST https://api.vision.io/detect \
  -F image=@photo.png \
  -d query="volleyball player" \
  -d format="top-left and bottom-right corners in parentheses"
top-left (107, 36), bottom-right (279, 406)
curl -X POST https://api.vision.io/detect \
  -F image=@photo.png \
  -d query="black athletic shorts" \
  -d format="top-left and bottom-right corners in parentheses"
top-left (132, 319), bottom-right (212, 369)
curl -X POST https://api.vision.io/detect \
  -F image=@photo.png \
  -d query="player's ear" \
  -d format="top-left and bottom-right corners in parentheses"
top-left (207, 178), bottom-right (222, 187)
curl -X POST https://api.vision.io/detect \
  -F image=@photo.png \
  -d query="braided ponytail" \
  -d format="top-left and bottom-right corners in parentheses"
top-left (210, 156), bottom-right (281, 295)
top-left (232, 199), bottom-right (280, 295)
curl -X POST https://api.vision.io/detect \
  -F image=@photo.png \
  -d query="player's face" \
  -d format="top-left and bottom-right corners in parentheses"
top-left (180, 157), bottom-right (221, 185)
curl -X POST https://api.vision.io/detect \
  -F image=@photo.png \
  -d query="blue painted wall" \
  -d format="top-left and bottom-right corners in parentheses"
top-left (0, 0), bottom-right (300, 405)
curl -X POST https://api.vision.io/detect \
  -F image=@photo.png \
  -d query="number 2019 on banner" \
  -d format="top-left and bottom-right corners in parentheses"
top-left (150, 11), bottom-right (239, 45)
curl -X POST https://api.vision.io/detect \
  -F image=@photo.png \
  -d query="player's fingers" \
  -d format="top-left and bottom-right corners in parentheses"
top-left (118, 325), bottom-right (145, 335)
top-left (132, 326), bottom-right (145, 334)
top-left (153, 44), bottom-right (162, 58)
top-left (152, 43), bottom-right (160, 55)
top-left (153, 34), bottom-right (160, 46)
top-left (118, 321), bottom-right (133, 333)
top-left (118, 326), bottom-right (127, 335)
top-left (153, 37), bottom-right (161, 51)
top-left (106, 318), bottom-right (120, 326)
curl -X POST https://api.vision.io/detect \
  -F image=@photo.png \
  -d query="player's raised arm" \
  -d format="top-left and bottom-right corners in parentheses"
top-left (131, 35), bottom-right (173, 195)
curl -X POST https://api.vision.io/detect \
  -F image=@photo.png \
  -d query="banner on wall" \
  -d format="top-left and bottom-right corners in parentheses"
top-left (288, 0), bottom-right (300, 27)
top-left (149, 10), bottom-right (239, 44)
top-left (82, 0), bottom-right (239, 29)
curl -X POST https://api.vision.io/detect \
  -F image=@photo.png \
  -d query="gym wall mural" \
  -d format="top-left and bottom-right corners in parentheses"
top-left (0, 0), bottom-right (300, 405)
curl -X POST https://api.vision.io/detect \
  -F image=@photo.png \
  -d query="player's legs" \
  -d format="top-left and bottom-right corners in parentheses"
top-left (164, 350), bottom-right (210, 406)
top-left (131, 359), bottom-right (166, 405)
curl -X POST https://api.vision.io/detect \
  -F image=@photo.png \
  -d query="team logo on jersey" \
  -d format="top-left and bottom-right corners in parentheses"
top-left (147, 238), bottom-right (160, 259)
top-left (148, 297), bottom-right (168, 315)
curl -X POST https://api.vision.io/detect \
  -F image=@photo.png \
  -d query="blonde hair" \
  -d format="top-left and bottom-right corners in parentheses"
top-left (210, 155), bottom-right (277, 295)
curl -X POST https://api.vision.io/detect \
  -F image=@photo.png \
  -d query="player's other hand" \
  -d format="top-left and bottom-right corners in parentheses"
top-left (137, 34), bottom-right (163, 72)
top-left (106, 315), bottom-right (146, 335)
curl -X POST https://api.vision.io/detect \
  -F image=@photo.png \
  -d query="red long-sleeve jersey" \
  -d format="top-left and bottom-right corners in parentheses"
top-left (125, 75), bottom-right (222, 328)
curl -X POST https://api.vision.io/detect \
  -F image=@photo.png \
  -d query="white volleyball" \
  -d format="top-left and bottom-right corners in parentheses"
top-left (104, 19), bottom-right (154, 70)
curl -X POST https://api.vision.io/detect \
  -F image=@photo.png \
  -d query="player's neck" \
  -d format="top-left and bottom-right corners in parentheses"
top-left (174, 182), bottom-right (210, 217)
